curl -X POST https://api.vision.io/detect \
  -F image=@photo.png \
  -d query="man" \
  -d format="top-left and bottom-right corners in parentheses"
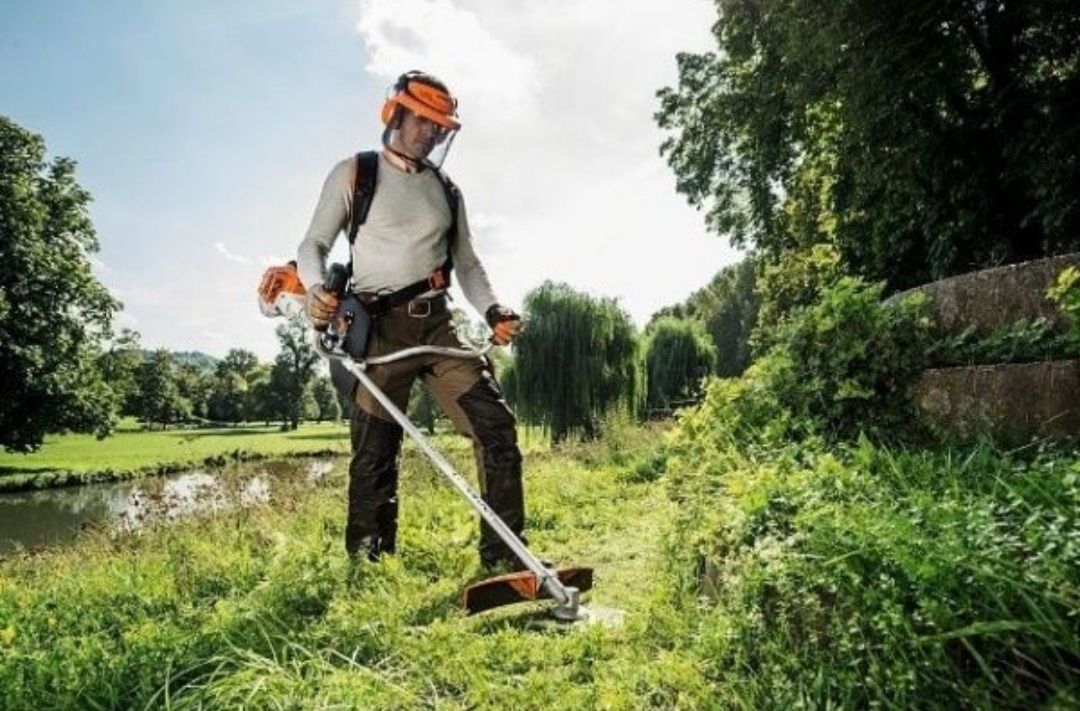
top-left (296, 70), bottom-right (526, 572)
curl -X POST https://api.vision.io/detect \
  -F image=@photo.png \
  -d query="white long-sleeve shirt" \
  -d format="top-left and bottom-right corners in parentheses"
top-left (296, 153), bottom-right (499, 315)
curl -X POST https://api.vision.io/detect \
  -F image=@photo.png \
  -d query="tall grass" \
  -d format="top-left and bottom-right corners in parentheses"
top-left (665, 394), bottom-right (1080, 707)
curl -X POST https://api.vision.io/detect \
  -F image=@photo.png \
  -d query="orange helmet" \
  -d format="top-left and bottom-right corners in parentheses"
top-left (380, 71), bottom-right (461, 131)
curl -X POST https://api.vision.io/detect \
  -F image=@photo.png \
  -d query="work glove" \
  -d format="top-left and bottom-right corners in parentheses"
top-left (305, 284), bottom-right (340, 330)
top-left (486, 304), bottom-right (522, 346)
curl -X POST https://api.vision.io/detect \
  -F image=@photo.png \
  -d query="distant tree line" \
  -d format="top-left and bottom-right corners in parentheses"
top-left (99, 325), bottom-right (339, 431)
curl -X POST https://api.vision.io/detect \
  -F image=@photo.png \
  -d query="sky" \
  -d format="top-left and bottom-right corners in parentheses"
top-left (1, 0), bottom-right (739, 359)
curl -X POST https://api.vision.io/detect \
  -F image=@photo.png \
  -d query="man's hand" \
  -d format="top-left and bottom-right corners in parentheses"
top-left (306, 284), bottom-right (340, 329)
top-left (486, 304), bottom-right (522, 346)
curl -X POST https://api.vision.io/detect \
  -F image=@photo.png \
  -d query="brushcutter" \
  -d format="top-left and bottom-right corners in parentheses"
top-left (258, 261), bottom-right (599, 622)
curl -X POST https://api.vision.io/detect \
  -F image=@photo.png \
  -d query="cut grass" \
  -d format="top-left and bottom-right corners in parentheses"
top-left (0, 422), bottom-right (352, 492)
top-left (0, 423), bottom-right (704, 710)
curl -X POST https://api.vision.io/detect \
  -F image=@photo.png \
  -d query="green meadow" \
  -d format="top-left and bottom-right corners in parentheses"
top-left (0, 420), bottom-right (351, 492)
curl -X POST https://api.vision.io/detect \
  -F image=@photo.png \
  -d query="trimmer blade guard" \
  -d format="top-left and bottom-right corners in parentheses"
top-left (463, 566), bottom-right (593, 615)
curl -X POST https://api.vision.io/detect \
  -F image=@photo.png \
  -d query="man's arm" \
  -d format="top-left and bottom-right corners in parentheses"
top-left (450, 194), bottom-right (520, 345)
top-left (296, 157), bottom-right (353, 289)
top-left (450, 193), bottom-right (499, 315)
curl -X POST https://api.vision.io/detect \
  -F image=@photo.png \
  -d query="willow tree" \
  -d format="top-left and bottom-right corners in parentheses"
top-left (504, 281), bottom-right (639, 442)
top-left (644, 317), bottom-right (717, 411)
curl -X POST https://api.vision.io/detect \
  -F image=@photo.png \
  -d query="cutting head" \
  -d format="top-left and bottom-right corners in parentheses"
top-left (462, 566), bottom-right (593, 616)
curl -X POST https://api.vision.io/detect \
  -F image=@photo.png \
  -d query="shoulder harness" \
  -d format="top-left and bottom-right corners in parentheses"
top-left (346, 150), bottom-right (460, 317)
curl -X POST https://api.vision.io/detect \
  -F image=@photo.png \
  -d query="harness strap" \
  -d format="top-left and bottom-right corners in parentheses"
top-left (346, 151), bottom-right (460, 315)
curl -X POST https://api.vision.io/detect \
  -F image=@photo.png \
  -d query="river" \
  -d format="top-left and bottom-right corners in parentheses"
top-left (0, 458), bottom-right (339, 554)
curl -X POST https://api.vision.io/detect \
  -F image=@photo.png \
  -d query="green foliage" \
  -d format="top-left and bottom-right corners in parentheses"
top-left (407, 380), bottom-right (441, 434)
top-left (664, 412), bottom-right (1080, 707)
top-left (643, 317), bottom-right (716, 410)
top-left (1048, 266), bottom-right (1080, 332)
top-left (309, 377), bottom-right (340, 423)
top-left (753, 243), bottom-right (844, 347)
top-left (704, 277), bottom-right (938, 444)
top-left (0, 116), bottom-right (121, 452)
top-left (933, 318), bottom-right (1080, 367)
top-left (504, 281), bottom-right (640, 441)
top-left (97, 329), bottom-right (143, 416)
top-left (657, 0), bottom-right (1080, 290)
top-left (650, 256), bottom-right (759, 377)
top-left (135, 350), bottom-right (190, 429)
top-left (269, 321), bottom-right (318, 430)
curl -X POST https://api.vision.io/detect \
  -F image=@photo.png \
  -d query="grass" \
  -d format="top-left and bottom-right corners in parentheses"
top-left (2, 411), bottom-right (1076, 708)
top-left (0, 421), bottom-right (352, 492)
top-left (664, 389), bottom-right (1080, 708)
top-left (0, 421), bottom-right (712, 710)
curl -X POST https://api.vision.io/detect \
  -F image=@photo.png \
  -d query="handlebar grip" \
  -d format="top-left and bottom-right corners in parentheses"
top-left (324, 263), bottom-right (349, 297)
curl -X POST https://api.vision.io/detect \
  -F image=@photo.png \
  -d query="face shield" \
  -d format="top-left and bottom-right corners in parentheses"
top-left (381, 77), bottom-right (461, 170)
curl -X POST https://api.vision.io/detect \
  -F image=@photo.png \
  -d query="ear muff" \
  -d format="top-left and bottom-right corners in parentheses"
top-left (379, 71), bottom-right (461, 130)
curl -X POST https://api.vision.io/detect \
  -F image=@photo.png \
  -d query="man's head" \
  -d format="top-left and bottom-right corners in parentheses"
top-left (380, 71), bottom-right (460, 168)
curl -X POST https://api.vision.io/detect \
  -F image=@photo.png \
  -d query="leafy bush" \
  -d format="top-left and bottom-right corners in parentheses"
top-left (665, 405), bottom-right (1080, 707)
top-left (716, 275), bottom-right (937, 444)
top-left (643, 317), bottom-right (717, 411)
top-left (753, 243), bottom-right (845, 350)
top-left (932, 318), bottom-right (1080, 367)
top-left (1049, 266), bottom-right (1080, 333)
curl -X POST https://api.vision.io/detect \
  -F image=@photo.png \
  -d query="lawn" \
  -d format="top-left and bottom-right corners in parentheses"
top-left (0, 421), bottom-right (351, 491)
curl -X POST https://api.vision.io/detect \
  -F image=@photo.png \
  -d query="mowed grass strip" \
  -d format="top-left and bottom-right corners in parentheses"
top-left (0, 423), bottom-right (699, 710)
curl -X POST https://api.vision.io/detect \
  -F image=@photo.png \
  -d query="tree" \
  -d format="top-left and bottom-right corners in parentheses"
top-left (175, 364), bottom-right (211, 420)
top-left (644, 317), bottom-right (717, 411)
top-left (216, 348), bottom-right (258, 379)
top-left (208, 370), bottom-right (248, 424)
top-left (269, 320), bottom-right (318, 430)
top-left (0, 116), bottom-right (121, 451)
top-left (657, 0), bottom-right (1080, 290)
top-left (310, 376), bottom-right (341, 423)
top-left (244, 364), bottom-right (275, 425)
top-left (503, 281), bottom-right (639, 442)
top-left (649, 256), bottom-right (760, 376)
top-left (136, 349), bottom-right (188, 429)
top-left (98, 328), bottom-right (144, 416)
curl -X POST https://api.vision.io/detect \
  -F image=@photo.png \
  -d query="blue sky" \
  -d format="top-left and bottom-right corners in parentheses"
top-left (2, 1), bottom-right (738, 359)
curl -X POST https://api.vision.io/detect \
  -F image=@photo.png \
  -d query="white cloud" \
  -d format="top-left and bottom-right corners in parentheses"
top-left (355, 0), bottom-right (736, 325)
top-left (357, 0), bottom-right (542, 121)
top-left (214, 241), bottom-right (252, 265)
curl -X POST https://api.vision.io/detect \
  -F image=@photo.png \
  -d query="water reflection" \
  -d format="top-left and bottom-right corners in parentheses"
top-left (0, 459), bottom-right (339, 554)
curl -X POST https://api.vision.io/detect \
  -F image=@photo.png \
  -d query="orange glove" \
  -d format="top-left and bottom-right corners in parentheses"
top-left (486, 305), bottom-right (522, 346)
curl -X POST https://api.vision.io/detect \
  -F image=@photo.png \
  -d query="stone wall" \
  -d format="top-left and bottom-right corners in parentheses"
top-left (913, 360), bottom-right (1080, 444)
top-left (893, 253), bottom-right (1080, 334)
top-left (899, 254), bottom-right (1080, 442)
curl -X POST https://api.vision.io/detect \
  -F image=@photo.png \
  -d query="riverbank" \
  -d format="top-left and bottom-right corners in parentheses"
top-left (0, 422), bottom-right (351, 492)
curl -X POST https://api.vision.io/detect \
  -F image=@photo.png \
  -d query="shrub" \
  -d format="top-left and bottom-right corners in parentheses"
top-left (710, 276), bottom-right (937, 444)
top-left (643, 317), bottom-right (717, 411)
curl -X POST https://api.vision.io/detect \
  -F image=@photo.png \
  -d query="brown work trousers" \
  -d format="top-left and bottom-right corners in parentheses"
top-left (341, 300), bottom-right (525, 567)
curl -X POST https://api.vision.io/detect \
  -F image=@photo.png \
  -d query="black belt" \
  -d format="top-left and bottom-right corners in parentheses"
top-left (358, 292), bottom-right (447, 318)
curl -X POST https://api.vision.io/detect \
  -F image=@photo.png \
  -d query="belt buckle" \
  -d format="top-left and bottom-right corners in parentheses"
top-left (407, 299), bottom-right (431, 318)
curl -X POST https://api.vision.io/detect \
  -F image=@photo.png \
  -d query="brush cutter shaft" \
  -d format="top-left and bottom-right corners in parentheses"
top-left (317, 340), bottom-right (574, 609)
